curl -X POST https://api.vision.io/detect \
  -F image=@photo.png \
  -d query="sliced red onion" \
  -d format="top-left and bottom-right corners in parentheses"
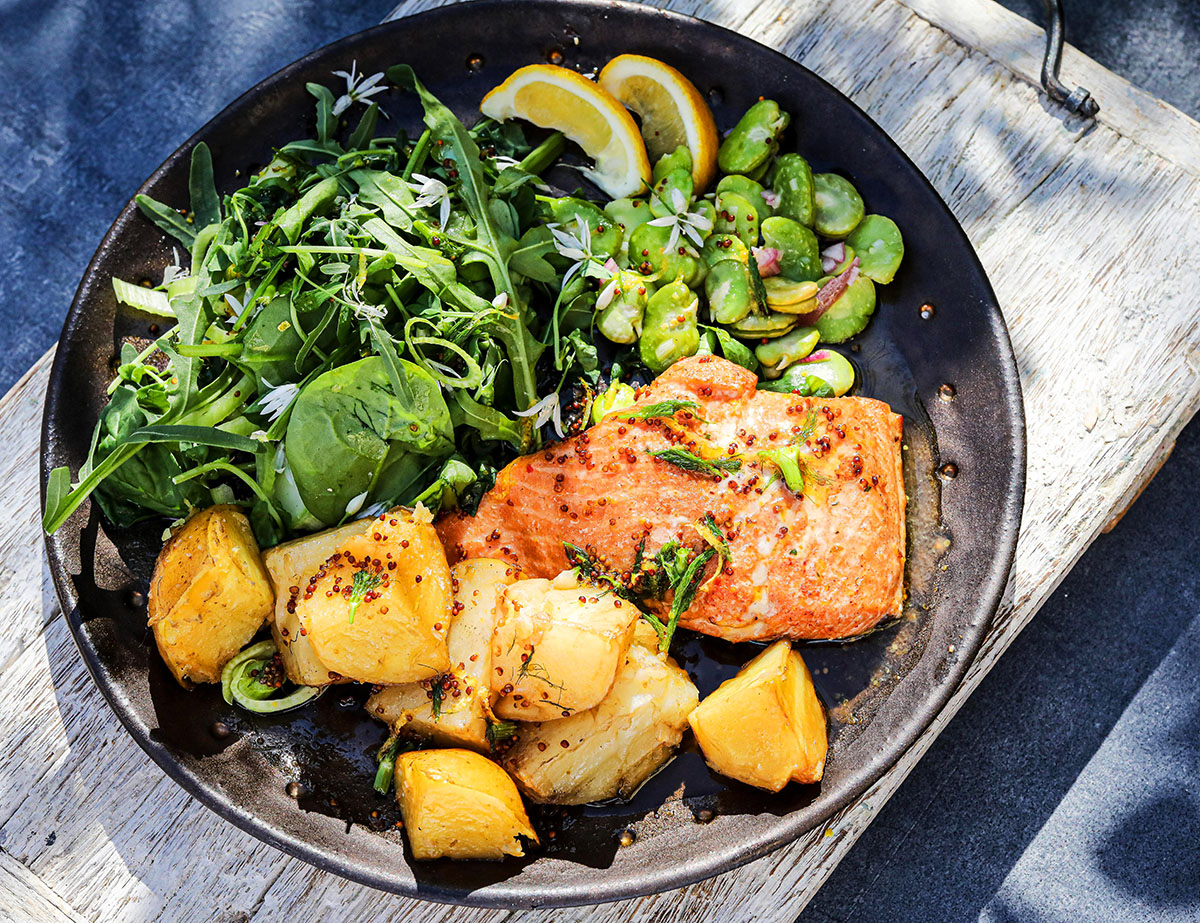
top-left (752, 246), bottom-right (783, 277)
top-left (796, 258), bottom-right (860, 324)
top-left (820, 241), bottom-right (846, 274)
top-left (761, 189), bottom-right (781, 209)
top-left (604, 257), bottom-right (619, 272)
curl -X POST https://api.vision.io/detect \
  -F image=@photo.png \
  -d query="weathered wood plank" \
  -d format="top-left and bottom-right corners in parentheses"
top-left (3, 0), bottom-right (1200, 921)
top-left (0, 847), bottom-right (87, 923)
top-left (900, 0), bottom-right (1200, 177)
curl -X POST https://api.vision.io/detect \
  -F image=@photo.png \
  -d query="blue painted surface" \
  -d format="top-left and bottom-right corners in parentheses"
top-left (2, 1), bottom-right (1196, 919)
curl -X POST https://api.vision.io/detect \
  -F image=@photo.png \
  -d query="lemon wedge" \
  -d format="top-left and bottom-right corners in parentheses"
top-left (598, 54), bottom-right (720, 192)
top-left (480, 64), bottom-right (652, 198)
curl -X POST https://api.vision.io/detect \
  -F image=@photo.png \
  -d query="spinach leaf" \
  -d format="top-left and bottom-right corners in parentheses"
top-left (284, 356), bottom-right (453, 524)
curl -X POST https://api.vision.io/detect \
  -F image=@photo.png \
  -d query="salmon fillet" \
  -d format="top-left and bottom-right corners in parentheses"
top-left (438, 355), bottom-right (906, 641)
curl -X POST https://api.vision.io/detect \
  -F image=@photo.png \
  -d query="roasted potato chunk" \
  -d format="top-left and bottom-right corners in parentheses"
top-left (264, 519), bottom-right (362, 686)
top-left (688, 640), bottom-right (827, 791)
top-left (367, 558), bottom-right (517, 751)
top-left (491, 572), bottom-right (639, 722)
top-left (504, 641), bottom-right (698, 804)
top-left (396, 749), bottom-right (537, 860)
top-left (148, 505), bottom-right (274, 686)
top-left (263, 507), bottom-right (451, 686)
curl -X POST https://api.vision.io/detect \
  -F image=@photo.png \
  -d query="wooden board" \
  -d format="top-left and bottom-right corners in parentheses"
top-left (4, 0), bottom-right (1199, 919)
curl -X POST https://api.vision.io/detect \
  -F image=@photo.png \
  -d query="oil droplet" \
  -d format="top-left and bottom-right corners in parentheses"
top-left (694, 808), bottom-right (715, 824)
top-left (938, 383), bottom-right (955, 402)
top-left (129, 589), bottom-right (146, 607)
top-left (286, 781), bottom-right (304, 799)
top-left (618, 829), bottom-right (636, 847)
top-left (466, 53), bottom-right (484, 72)
top-left (707, 86), bottom-right (724, 106)
top-left (210, 721), bottom-right (230, 739)
top-left (938, 462), bottom-right (958, 480)
top-left (919, 303), bottom-right (935, 320)
top-left (933, 534), bottom-right (951, 554)
top-left (546, 47), bottom-right (565, 65)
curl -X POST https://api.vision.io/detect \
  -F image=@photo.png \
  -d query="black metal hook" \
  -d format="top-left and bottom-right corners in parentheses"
top-left (1041, 0), bottom-right (1099, 116)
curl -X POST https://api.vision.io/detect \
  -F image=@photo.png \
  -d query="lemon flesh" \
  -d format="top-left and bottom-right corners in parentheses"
top-left (481, 64), bottom-right (652, 198)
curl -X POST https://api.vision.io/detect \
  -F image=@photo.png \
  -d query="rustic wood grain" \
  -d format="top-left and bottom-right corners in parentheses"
top-left (3, 0), bottom-right (1199, 920)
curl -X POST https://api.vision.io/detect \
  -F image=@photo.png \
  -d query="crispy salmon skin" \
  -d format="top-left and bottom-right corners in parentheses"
top-left (438, 356), bottom-right (906, 641)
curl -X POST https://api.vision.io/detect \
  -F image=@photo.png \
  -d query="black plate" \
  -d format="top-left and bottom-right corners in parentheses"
top-left (40, 0), bottom-right (1025, 908)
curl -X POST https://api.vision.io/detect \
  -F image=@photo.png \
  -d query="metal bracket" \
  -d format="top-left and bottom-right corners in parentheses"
top-left (1041, 0), bottom-right (1100, 116)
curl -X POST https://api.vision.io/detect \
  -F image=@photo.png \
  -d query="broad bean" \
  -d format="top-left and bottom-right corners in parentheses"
top-left (639, 280), bottom-right (700, 373)
top-left (761, 216), bottom-right (822, 282)
top-left (762, 277), bottom-right (819, 314)
top-left (755, 326), bottom-right (820, 378)
top-left (717, 174), bottom-right (771, 221)
top-left (714, 190), bottom-right (761, 247)
top-left (628, 222), bottom-right (704, 287)
top-left (814, 276), bottom-right (876, 343)
top-left (771, 153), bottom-right (815, 227)
top-left (705, 260), bottom-right (757, 325)
top-left (845, 215), bottom-right (904, 283)
top-left (597, 271), bottom-right (654, 344)
top-left (550, 197), bottom-right (623, 256)
top-left (812, 174), bottom-right (864, 239)
top-left (717, 100), bottom-right (790, 177)
top-left (653, 145), bottom-right (693, 185)
top-left (728, 310), bottom-right (797, 339)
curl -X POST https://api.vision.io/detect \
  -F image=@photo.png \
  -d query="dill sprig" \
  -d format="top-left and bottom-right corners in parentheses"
top-left (622, 399), bottom-right (704, 423)
top-left (651, 448), bottom-right (741, 476)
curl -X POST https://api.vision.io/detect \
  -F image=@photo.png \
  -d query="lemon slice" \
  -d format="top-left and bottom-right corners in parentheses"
top-left (597, 54), bottom-right (720, 192)
top-left (480, 64), bottom-right (652, 198)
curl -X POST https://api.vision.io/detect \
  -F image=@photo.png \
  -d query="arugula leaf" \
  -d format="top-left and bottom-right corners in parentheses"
top-left (123, 425), bottom-right (261, 454)
top-left (389, 64), bottom-right (539, 413)
top-left (135, 194), bottom-right (196, 247)
top-left (188, 141), bottom-right (221, 229)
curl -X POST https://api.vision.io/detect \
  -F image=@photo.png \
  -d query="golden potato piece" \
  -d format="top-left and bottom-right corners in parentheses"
top-left (491, 572), bottom-right (639, 722)
top-left (264, 519), bottom-right (363, 686)
top-left (504, 642), bottom-right (698, 804)
top-left (367, 558), bottom-right (517, 751)
top-left (688, 640), bottom-right (827, 791)
top-left (264, 507), bottom-right (452, 686)
top-left (148, 505), bottom-right (274, 686)
top-left (396, 749), bottom-right (537, 860)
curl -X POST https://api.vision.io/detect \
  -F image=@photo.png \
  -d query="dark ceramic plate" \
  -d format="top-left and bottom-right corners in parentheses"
top-left (41, 0), bottom-right (1024, 908)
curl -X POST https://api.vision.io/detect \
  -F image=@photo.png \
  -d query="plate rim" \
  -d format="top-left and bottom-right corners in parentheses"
top-left (40, 0), bottom-right (1027, 907)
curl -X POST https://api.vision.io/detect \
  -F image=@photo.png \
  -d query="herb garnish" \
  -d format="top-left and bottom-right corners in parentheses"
top-left (622, 399), bottom-right (704, 422)
top-left (373, 734), bottom-right (403, 794)
top-left (486, 719), bottom-right (518, 747)
top-left (347, 569), bottom-right (382, 624)
top-left (651, 448), bottom-right (742, 476)
top-left (562, 538), bottom-right (715, 652)
top-left (694, 512), bottom-right (732, 563)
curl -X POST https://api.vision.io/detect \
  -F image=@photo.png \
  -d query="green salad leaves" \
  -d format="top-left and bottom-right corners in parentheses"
top-left (44, 65), bottom-right (600, 543)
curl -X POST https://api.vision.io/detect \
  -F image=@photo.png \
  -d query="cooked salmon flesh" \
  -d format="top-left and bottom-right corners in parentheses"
top-left (438, 355), bottom-right (906, 641)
